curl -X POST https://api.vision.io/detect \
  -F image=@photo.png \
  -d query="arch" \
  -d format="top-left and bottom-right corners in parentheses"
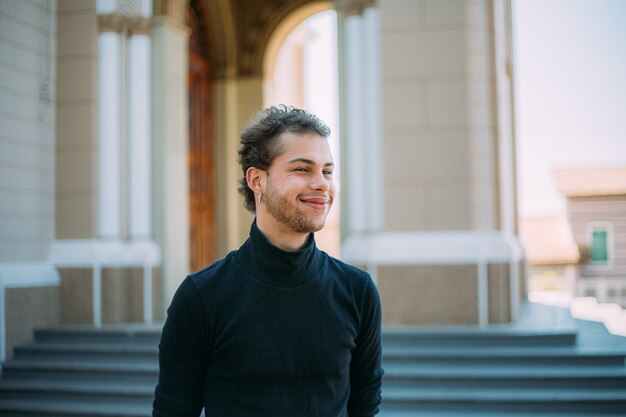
top-left (154, 0), bottom-right (238, 78)
top-left (238, 0), bottom-right (333, 77)
top-left (263, 2), bottom-right (333, 80)
top-left (262, 6), bottom-right (341, 256)
top-left (204, 0), bottom-right (238, 78)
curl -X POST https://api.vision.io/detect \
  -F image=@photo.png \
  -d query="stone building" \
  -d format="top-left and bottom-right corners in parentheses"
top-left (0, 0), bottom-right (523, 360)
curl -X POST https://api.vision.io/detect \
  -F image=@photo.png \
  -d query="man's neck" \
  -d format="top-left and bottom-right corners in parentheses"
top-left (256, 215), bottom-right (309, 252)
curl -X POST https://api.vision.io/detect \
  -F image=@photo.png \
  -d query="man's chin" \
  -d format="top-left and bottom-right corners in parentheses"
top-left (309, 214), bottom-right (330, 232)
top-left (297, 217), bottom-right (327, 234)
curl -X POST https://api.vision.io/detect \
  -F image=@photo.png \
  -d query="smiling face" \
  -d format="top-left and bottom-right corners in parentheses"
top-left (256, 131), bottom-right (335, 237)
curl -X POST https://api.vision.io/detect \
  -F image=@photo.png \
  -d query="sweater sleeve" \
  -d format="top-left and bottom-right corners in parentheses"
top-left (153, 276), bottom-right (210, 417)
top-left (347, 277), bottom-right (384, 417)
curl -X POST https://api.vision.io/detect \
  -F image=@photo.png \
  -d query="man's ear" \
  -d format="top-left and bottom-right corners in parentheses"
top-left (245, 167), bottom-right (265, 194)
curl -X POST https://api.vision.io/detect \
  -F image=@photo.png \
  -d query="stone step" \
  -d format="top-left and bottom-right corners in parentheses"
top-left (383, 346), bottom-right (626, 368)
top-left (0, 398), bottom-right (151, 417)
top-left (382, 366), bottom-right (626, 389)
top-left (380, 387), bottom-right (626, 413)
top-left (0, 379), bottom-right (153, 403)
top-left (378, 408), bottom-right (626, 417)
top-left (1, 358), bottom-right (158, 384)
top-left (384, 363), bottom-right (626, 376)
top-left (382, 327), bottom-right (578, 348)
top-left (33, 326), bottom-right (162, 345)
top-left (13, 342), bottom-right (158, 362)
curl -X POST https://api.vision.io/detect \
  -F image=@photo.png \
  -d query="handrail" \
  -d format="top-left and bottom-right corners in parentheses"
top-left (50, 239), bottom-right (161, 328)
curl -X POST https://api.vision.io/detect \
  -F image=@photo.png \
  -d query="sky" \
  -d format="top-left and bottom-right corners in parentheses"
top-left (513, 0), bottom-right (626, 217)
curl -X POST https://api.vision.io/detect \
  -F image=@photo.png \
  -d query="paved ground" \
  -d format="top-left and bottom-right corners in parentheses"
top-left (503, 301), bottom-right (626, 351)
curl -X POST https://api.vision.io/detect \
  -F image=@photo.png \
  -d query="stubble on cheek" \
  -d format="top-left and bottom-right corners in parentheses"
top-left (264, 184), bottom-right (329, 233)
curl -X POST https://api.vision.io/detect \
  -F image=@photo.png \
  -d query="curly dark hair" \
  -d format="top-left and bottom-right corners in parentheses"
top-left (237, 105), bottom-right (331, 212)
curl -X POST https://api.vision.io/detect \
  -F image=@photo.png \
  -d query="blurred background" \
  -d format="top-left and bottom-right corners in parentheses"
top-left (2, 1), bottom-right (626, 416)
top-left (1, 0), bottom-right (625, 356)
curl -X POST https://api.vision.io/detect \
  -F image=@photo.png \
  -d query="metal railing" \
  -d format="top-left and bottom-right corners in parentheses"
top-left (50, 239), bottom-right (161, 327)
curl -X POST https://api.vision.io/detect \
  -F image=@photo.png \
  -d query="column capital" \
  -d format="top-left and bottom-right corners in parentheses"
top-left (153, 0), bottom-right (187, 26)
top-left (335, 0), bottom-right (377, 16)
top-left (151, 0), bottom-right (190, 37)
top-left (98, 13), bottom-right (152, 35)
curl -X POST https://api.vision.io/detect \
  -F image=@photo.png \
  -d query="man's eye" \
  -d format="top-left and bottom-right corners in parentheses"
top-left (295, 167), bottom-right (309, 173)
top-left (323, 170), bottom-right (333, 177)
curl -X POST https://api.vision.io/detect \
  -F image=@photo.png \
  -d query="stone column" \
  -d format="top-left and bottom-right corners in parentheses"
top-left (97, 29), bottom-right (123, 239)
top-left (151, 2), bottom-right (191, 310)
top-left (128, 31), bottom-right (152, 241)
top-left (340, 0), bottom-right (524, 325)
top-left (214, 75), bottom-right (259, 255)
top-left (337, 0), bottom-right (384, 279)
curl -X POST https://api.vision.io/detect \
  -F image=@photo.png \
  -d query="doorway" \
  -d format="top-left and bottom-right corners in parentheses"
top-left (188, 0), bottom-right (216, 271)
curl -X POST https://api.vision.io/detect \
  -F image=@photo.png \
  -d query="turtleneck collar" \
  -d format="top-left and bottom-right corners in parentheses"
top-left (236, 219), bottom-right (324, 288)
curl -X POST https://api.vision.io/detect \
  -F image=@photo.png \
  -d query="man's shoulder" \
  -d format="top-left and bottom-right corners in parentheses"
top-left (323, 252), bottom-right (373, 285)
top-left (188, 250), bottom-right (239, 287)
top-left (322, 253), bottom-right (380, 309)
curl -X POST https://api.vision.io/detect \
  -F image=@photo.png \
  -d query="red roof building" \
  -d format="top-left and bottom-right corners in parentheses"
top-left (554, 165), bottom-right (626, 306)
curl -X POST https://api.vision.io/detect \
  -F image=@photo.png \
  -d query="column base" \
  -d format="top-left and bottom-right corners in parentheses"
top-left (342, 231), bottom-right (526, 325)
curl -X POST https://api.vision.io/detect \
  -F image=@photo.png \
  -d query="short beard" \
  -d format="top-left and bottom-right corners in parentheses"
top-left (264, 180), bottom-right (328, 234)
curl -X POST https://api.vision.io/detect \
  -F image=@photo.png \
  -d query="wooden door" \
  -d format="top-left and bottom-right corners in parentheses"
top-left (188, 0), bottom-right (216, 271)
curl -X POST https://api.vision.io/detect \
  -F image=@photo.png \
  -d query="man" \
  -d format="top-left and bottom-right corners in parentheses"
top-left (153, 106), bottom-right (383, 417)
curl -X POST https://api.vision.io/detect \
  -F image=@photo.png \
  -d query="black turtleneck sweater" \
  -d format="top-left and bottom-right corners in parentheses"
top-left (153, 222), bottom-right (383, 417)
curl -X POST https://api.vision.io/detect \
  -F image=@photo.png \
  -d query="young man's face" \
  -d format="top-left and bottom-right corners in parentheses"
top-left (262, 131), bottom-right (335, 234)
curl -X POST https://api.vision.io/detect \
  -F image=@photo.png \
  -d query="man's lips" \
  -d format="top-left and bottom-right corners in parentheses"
top-left (299, 196), bottom-right (330, 209)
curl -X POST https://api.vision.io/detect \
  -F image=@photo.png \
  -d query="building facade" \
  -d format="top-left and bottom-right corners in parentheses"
top-left (519, 215), bottom-right (579, 296)
top-left (0, 0), bottom-right (523, 360)
top-left (555, 166), bottom-right (626, 306)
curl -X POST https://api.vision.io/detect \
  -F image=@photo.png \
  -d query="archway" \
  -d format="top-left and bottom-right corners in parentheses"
top-left (263, 4), bottom-right (341, 256)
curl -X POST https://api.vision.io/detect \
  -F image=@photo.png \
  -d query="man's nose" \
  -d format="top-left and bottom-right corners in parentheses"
top-left (310, 171), bottom-right (330, 191)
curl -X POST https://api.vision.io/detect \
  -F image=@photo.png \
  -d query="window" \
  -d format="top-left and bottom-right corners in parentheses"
top-left (587, 223), bottom-right (613, 266)
top-left (591, 229), bottom-right (608, 262)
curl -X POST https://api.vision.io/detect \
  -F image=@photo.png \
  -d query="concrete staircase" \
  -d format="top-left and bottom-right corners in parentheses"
top-left (380, 323), bottom-right (626, 416)
top-left (0, 326), bottom-right (160, 417)
top-left (1, 305), bottom-right (626, 416)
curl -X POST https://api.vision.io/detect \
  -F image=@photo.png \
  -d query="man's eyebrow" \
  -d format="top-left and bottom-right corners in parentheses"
top-left (286, 158), bottom-right (334, 167)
